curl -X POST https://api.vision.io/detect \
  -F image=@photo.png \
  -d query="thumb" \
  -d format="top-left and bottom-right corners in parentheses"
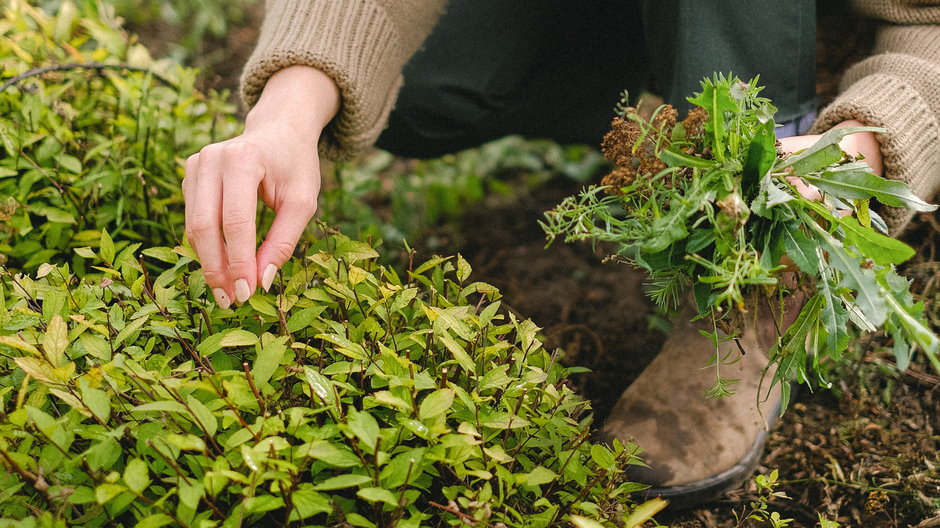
top-left (256, 194), bottom-right (319, 291)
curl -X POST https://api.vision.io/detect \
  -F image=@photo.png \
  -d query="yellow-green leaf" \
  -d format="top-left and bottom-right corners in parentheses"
top-left (419, 388), bottom-right (454, 421)
top-left (570, 516), bottom-right (605, 528)
top-left (0, 336), bottom-right (39, 356)
top-left (624, 498), bottom-right (669, 528)
top-left (123, 458), bottom-right (150, 494)
top-left (43, 314), bottom-right (68, 367)
top-left (81, 385), bottom-right (110, 422)
top-left (99, 229), bottom-right (115, 265)
top-left (14, 357), bottom-right (60, 385)
top-left (187, 396), bottom-right (217, 438)
top-left (219, 329), bottom-right (259, 348)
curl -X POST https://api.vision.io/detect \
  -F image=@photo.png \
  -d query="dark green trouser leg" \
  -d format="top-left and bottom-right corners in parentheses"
top-left (642, 0), bottom-right (817, 123)
top-left (378, 0), bottom-right (816, 159)
top-left (377, 0), bottom-right (649, 158)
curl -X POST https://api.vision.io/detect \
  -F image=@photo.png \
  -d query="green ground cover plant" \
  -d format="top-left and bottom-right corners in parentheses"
top-left (0, 0), bottom-right (239, 271)
top-left (0, 233), bottom-right (658, 527)
top-left (543, 75), bottom-right (940, 405)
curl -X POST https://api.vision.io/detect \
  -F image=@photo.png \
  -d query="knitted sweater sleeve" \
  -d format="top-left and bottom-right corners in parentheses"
top-left (240, 0), bottom-right (446, 161)
top-left (812, 0), bottom-right (940, 234)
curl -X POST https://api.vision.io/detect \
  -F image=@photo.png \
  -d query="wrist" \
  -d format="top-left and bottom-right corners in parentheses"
top-left (834, 119), bottom-right (883, 177)
top-left (245, 65), bottom-right (340, 137)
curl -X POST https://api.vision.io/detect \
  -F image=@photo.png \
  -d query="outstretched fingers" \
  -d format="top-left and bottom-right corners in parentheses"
top-left (220, 145), bottom-right (265, 303)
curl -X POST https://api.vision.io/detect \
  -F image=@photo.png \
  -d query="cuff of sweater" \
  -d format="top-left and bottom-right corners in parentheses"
top-left (240, 0), bottom-right (404, 161)
top-left (812, 73), bottom-right (940, 235)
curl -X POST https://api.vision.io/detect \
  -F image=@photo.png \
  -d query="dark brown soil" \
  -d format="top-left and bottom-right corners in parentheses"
top-left (455, 179), bottom-right (666, 425)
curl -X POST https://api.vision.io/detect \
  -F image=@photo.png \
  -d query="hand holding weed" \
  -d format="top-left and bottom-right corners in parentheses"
top-left (184, 66), bottom-right (339, 308)
top-left (779, 119), bottom-right (884, 204)
top-left (543, 76), bottom-right (940, 404)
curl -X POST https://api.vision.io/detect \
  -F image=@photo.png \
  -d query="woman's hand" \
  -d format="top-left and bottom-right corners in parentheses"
top-left (777, 119), bottom-right (884, 201)
top-left (183, 66), bottom-right (340, 308)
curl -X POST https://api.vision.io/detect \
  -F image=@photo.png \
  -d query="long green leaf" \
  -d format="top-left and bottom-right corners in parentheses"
top-left (771, 293), bottom-right (823, 357)
top-left (804, 165), bottom-right (936, 211)
top-left (885, 294), bottom-right (940, 375)
top-left (815, 247), bottom-right (851, 356)
top-left (820, 237), bottom-right (887, 327)
top-left (838, 215), bottom-right (915, 265)
top-left (780, 226), bottom-right (818, 273)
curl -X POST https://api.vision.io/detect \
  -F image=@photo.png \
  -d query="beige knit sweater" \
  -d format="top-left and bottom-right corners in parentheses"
top-left (240, 0), bottom-right (445, 161)
top-left (242, 0), bottom-right (940, 232)
top-left (812, 1), bottom-right (940, 233)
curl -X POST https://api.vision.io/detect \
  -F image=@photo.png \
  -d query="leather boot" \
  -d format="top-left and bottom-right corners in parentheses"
top-left (598, 315), bottom-right (782, 508)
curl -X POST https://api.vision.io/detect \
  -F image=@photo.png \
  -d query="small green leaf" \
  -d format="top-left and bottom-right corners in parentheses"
top-left (301, 440), bottom-right (361, 467)
top-left (623, 497), bottom-right (669, 528)
top-left (219, 329), bottom-right (259, 348)
top-left (437, 332), bottom-right (475, 374)
top-left (347, 409), bottom-right (381, 451)
top-left (14, 357), bottom-right (60, 385)
top-left (123, 458), bottom-right (150, 494)
top-left (658, 148), bottom-right (715, 169)
top-left (302, 367), bottom-right (337, 408)
top-left (95, 483), bottom-right (126, 505)
top-left (136, 514), bottom-right (175, 528)
top-left (252, 335), bottom-right (287, 387)
top-left (178, 480), bottom-right (204, 510)
top-left (100, 229), bottom-right (115, 265)
top-left (347, 265), bottom-right (370, 285)
top-left (419, 388), bottom-right (454, 421)
top-left (312, 473), bottom-right (372, 491)
top-left (316, 332), bottom-right (368, 360)
top-left (141, 247), bottom-right (179, 264)
top-left (43, 314), bottom-right (68, 367)
top-left (165, 434), bottom-right (207, 452)
top-left (776, 126), bottom-right (882, 173)
top-left (590, 444), bottom-right (616, 469)
top-left (132, 401), bottom-right (189, 414)
top-left (480, 412), bottom-right (530, 430)
top-left (247, 295), bottom-right (278, 318)
top-left (290, 486), bottom-right (332, 520)
top-left (187, 396), bottom-right (217, 438)
top-left (81, 385), bottom-right (111, 422)
top-left (75, 247), bottom-right (96, 259)
top-left (0, 336), bottom-right (40, 356)
top-left (570, 515), bottom-right (605, 528)
top-left (86, 437), bottom-right (122, 471)
top-left (781, 226), bottom-right (819, 273)
top-left (357, 487), bottom-right (398, 506)
top-left (114, 315), bottom-right (148, 347)
top-left (521, 466), bottom-right (557, 487)
top-left (456, 254), bottom-right (472, 282)
top-left (771, 293), bottom-right (824, 357)
top-left (821, 237), bottom-right (887, 326)
top-left (244, 495), bottom-right (284, 514)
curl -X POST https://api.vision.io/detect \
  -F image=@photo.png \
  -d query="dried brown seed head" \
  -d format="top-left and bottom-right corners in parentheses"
top-left (682, 106), bottom-right (708, 138)
top-left (601, 116), bottom-right (641, 167)
top-left (652, 105), bottom-right (678, 130)
top-left (600, 166), bottom-right (638, 195)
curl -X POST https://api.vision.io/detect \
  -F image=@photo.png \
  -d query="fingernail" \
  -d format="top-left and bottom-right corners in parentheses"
top-left (212, 288), bottom-right (231, 309)
top-left (261, 264), bottom-right (277, 292)
top-left (234, 279), bottom-right (251, 303)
